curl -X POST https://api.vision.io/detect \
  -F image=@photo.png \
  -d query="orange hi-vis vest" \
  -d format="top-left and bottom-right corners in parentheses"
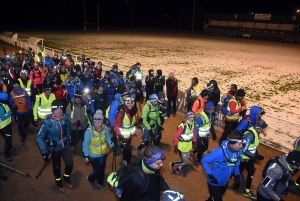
top-left (10, 91), bottom-right (29, 113)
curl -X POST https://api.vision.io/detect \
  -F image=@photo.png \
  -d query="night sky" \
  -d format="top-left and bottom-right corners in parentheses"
top-left (1, 0), bottom-right (299, 31)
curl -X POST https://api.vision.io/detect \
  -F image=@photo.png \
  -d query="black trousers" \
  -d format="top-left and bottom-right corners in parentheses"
top-left (0, 124), bottom-right (13, 157)
top-left (239, 159), bottom-right (255, 190)
top-left (121, 139), bottom-right (132, 164)
top-left (207, 182), bottom-right (228, 201)
top-left (35, 84), bottom-right (43, 95)
top-left (51, 146), bottom-right (73, 179)
top-left (151, 130), bottom-right (162, 146)
top-left (14, 112), bottom-right (30, 142)
top-left (167, 96), bottom-right (177, 115)
top-left (210, 115), bottom-right (217, 140)
top-left (193, 136), bottom-right (209, 162)
top-left (257, 191), bottom-right (272, 201)
top-left (88, 154), bottom-right (107, 184)
top-left (219, 120), bottom-right (239, 145)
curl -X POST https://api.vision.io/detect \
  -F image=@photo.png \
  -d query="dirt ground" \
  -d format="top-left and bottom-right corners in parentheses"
top-left (0, 41), bottom-right (300, 201)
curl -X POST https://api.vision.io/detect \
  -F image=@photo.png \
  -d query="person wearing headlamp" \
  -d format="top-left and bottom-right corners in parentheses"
top-left (82, 110), bottom-right (114, 190)
top-left (120, 145), bottom-right (169, 201)
top-left (202, 130), bottom-right (244, 201)
top-left (114, 96), bottom-right (140, 166)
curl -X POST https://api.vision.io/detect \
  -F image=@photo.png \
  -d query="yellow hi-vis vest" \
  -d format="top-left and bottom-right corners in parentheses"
top-left (18, 78), bottom-right (32, 96)
top-left (226, 97), bottom-right (241, 121)
top-left (197, 111), bottom-right (212, 137)
top-left (178, 122), bottom-right (194, 142)
top-left (33, 93), bottom-right (56, 120)
top-left (87, 127), bottom-right (108, 155)
top-left (242, 127), bottom-right (260, 160)
top-left (134, 70), bottom-right (143, 80)
top-left (119, 111), bottom-right (137, 138)
top-left (0, 103), bottom-right (11, 129)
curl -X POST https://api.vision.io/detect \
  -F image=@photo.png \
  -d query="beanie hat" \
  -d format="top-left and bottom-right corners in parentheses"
top-left (228, 130), bottom-right (244, 144)
top-left (93, 110), bottom-right (104, 123)
top-left (74, 90), bottom-right (82, 99)
top-left (205, 101), bottom-right (215, 111)
top-left (149, 94), bottom-right (158, 102)
top-left (161, 190), bottom-right (185, 201)
top-left (286, 151), bottom-right (300, 167)
top-left (186, 111), bottom-right (195, 119)
top-left (200, 89), bottom-right (209, 97)
top-left (157, 91), bottom-right (165, 98)
top-left (255, 119), bottom-right (268, 129)
top-left (20, 70), bottom-right (28, 77)
top-left (51, 99), bottom-right (63, 112)
top-left (236, 89), bottom-right (246, 97)
top-left (143, 145), bottom-right (165, 165)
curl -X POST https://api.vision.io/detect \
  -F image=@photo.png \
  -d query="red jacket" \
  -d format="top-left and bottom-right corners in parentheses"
top-left (30, 69), bottom-right (44, 87)
top-left (53, 84), bottom-right (68, 101)
top-left (173, 124), bottom-right (197, 146)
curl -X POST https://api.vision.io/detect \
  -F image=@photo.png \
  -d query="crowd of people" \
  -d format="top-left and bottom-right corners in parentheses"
top-left (0, 46), bottom-right (299, 201)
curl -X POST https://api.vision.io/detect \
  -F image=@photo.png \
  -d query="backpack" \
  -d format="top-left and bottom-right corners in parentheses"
top-left (107, 163), bottom-right (147, 194)
top-left (262, 157), bottom-right (290, 190)
top-left (220, 95), bottom-right (230, 115)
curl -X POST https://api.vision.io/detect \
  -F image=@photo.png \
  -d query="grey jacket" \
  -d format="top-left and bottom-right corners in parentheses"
top-left (66, 99), bottom-right (89, 131)
top-left (257, 154), bottom-right (293, 201)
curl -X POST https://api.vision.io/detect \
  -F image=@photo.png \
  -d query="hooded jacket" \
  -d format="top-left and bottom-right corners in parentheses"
top-left (108, 93), bottom-right (123, 127)
top-left (202, 140), bottom-right (242, 186)
top-left (257, 154), bottom-right (294, 200)
top-left (235, 106), bottom-right (262, 132)
top-left (208, 80), bottom-right (220, 107)
top-left (66, 99), bottom-right (89, 131)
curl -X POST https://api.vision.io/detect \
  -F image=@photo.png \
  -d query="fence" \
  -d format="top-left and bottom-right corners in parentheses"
top-left (1, 31), bottom-right (299, 153)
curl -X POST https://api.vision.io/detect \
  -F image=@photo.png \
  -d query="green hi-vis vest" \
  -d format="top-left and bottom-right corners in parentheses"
top-left (197, 111), bottom-right (212, 137)
top-left (0, 103), bottom-right (11, 129)
top-left (226, 97), bottom-right (241, 121)
top-left (145, 103), bottom-right (160, 127)
top-left (18, 78), bottom-right (32, 96)
top-left (242, 127), bottom-right (260, 160)
top-left (87, 127), bottom-right (108, 155)
top-left (119, 111), bottom-right (137, 138)
top-left (35, 93), bottom-right (56, 120)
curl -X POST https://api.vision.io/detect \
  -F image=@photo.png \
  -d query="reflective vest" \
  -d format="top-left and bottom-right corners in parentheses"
top-left (145, 103), bottom-right (160, 128)
top-left (87, 127), bottom-right (108, 155)
top-left (179, 122), bottom-right (194, 142)
top-left (242, 127), bottom-right (260, 160)
top-left (134, 69), bottom-right (143, 80)
top-left (197, 111), bottom-right (211, 137)
top-left (119, 111), bottom-right (137, 138)
top-left (70, 102), bottom-right (91, 125)
top-left (18, 78), bottom-right (32, 96)
top-left (0, 103), bottom-right (11, 129)
top-left (34, 93), bottom-right (56, 120)
top-left (226, 97), bottom-right (241, 121)
top-left (10, 91), bottom-right (29, 113)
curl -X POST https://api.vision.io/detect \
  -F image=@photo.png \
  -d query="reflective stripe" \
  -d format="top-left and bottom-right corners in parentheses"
top-left (0, 103), bottom-right (11, 129)
top-left (18, 78), bottom-right (32, 96)
top-left (119, 126), bottom-right (136, 138)
top-left (87, 127), bottom-right (108, 155)
top-left (197, 111), bottom-right (211, 137)
top-left (226, 97), bottom-right (241, 120)
top-left (134, 71), bottom-right (143, 80)
top-left (242, 127), bottom-right (260, 160)
top-left (179, 122), bottom-right (194, 142)
top-left (120, 112), bottom-right (137, 138)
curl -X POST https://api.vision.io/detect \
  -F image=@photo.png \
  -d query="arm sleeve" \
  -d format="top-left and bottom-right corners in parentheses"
top-left (242, 133), bottom-right (255, 158)
top-left (159, 174), bottom-right (170, 191)
top-left (36, 120), bottom-right (51, 154)
top-left (229, 100), bottom-right (243, 114)
top-left (192, 99), bottom-right (199, 114)
top-left (25, 92), bottom-right (32, 109)
top-left (108, 102), bottom-right (118, 127)
top-left (33, 96), bottom-right (40, 120)
top-left (202, 148), bottom-right (222, 175)
top-left (113, 111), bottom-right (123, 136)
top-left (142, 105), bottom-right (151, 130)
top-left (0, 105), bottom-right (12, 120)
top-left (105, 126), bottom-right (114, 149)
top-left (66, 104), bottom-right (75, 125)
top-left (82, 129), bottom-right (91, 156)
top-left (173, 126), bottom-right (184, 146)
top-left (65, 114), bottom-right (70, 138)
top-left (192, 128), bottom-right (197, 142)
top-left (9, 95), bottom-right (13, 108)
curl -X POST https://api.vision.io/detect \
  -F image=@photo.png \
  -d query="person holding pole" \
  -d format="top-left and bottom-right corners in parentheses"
top-left (82, 110), bottom-right (114, 190)
top-left (36, 99), bottom-right (73, 193)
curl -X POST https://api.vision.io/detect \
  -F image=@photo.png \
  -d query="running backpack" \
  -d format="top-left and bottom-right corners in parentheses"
top-left (220, 95), bottom-right (230, 115)
top-left (107, 163), bottom-right (147, 194)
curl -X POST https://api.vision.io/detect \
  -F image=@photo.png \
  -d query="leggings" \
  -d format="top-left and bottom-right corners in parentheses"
top-left (219, 120), bottom-right (239, 145)
top-left (0, 124), bottom-right (13, 157)
top-left (51, 146), bottom-right (73, 179)
top-left (206, 182), bottom-right (228, 201)
top-left (121, 139), bottom-right (132, 164)
top-left (193, 136), bottom-right (208, 162)
top-left (88, 155), bottom-right (107, 184)
top-left (239, 159), bottom-right (255, 190)
top-left (173, 151), bottom-right (190, 169)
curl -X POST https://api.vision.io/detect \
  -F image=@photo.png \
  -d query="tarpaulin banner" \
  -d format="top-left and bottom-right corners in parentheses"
top-left (254, 14), bottom-right (271, 20)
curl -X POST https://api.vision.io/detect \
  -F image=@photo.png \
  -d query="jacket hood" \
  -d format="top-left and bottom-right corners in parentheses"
top-left (115, 93), bottom-right (121, 100)
top-left (249, 106), bottom-right (262, 124)
top-left (157, 69), bottom-right (162, 76)
top-left (278, 154), bottom-right (290, 171)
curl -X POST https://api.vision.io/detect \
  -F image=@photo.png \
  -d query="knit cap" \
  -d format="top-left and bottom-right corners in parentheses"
top-left (93, 110), bottom-right (104, 123)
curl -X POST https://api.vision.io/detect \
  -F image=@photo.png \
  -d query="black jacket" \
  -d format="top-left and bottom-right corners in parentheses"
top-left (166, 78), bottom-right (178, 98)
top-left (208, 80), bottom-right (220, 107)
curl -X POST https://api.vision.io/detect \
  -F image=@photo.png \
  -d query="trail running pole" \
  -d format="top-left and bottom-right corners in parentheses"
top-left (0, 162), bottom-right (31, 178)
top-left (35, 151), bottom-right (53, 179)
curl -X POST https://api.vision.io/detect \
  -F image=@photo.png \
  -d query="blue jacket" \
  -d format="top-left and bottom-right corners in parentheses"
top-left (45, 57), bottom-right (55, 67)
top-left (64, 77), bottom-right (83, 99)
top-left (131, 67), bottom-right (144, 81)
top-left (108, 93), bottom-right (123, 127)
top-left (36, 113), bottom-right (70, 154)
top-left (110, 71), bottom-right (119, 85)
top-left (106, 81), bottom-right (117, 106)
top-left (235, 106), bottom-right (262, 132)
top-left (82, 124), bottom-right (114, 158)
top-left (195, 112), bottom-right (212, 139)
top-left (9, 88), bottom-right (32, 114)
top-left (83, 98), bottom-right (95, 115)
top-left (202, 140), bottom-right (242, 186)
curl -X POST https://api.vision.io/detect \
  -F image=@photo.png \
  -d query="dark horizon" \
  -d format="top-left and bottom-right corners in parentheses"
top-left (1, 0), bottom-right (299, 31)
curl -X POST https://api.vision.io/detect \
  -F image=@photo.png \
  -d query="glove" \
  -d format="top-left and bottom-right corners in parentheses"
top-left (233, 175), bottom-right (241, 189)
top-left (208, 174), bottom-right (219, 184)
top-left (74, 120), bottom-right (81, 127)
top-left (193, 142), bottom-right (198, 150)
top-left (158, 125), bottom-right (164, 131)
top-left (43, 153), bottom-right (50, 162)
top-left (118, 134), bottom-right (124, 141)
top-left (11, 106), bottom-right (18, 114)
top-left (173, 145), bottom-right (178, 153)
top-left (33, 120), bottom-right (39, 127)
top-left (85, 156), bottom-right (90, 163)
top-left (255, 154), bottom-right (264, 161)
